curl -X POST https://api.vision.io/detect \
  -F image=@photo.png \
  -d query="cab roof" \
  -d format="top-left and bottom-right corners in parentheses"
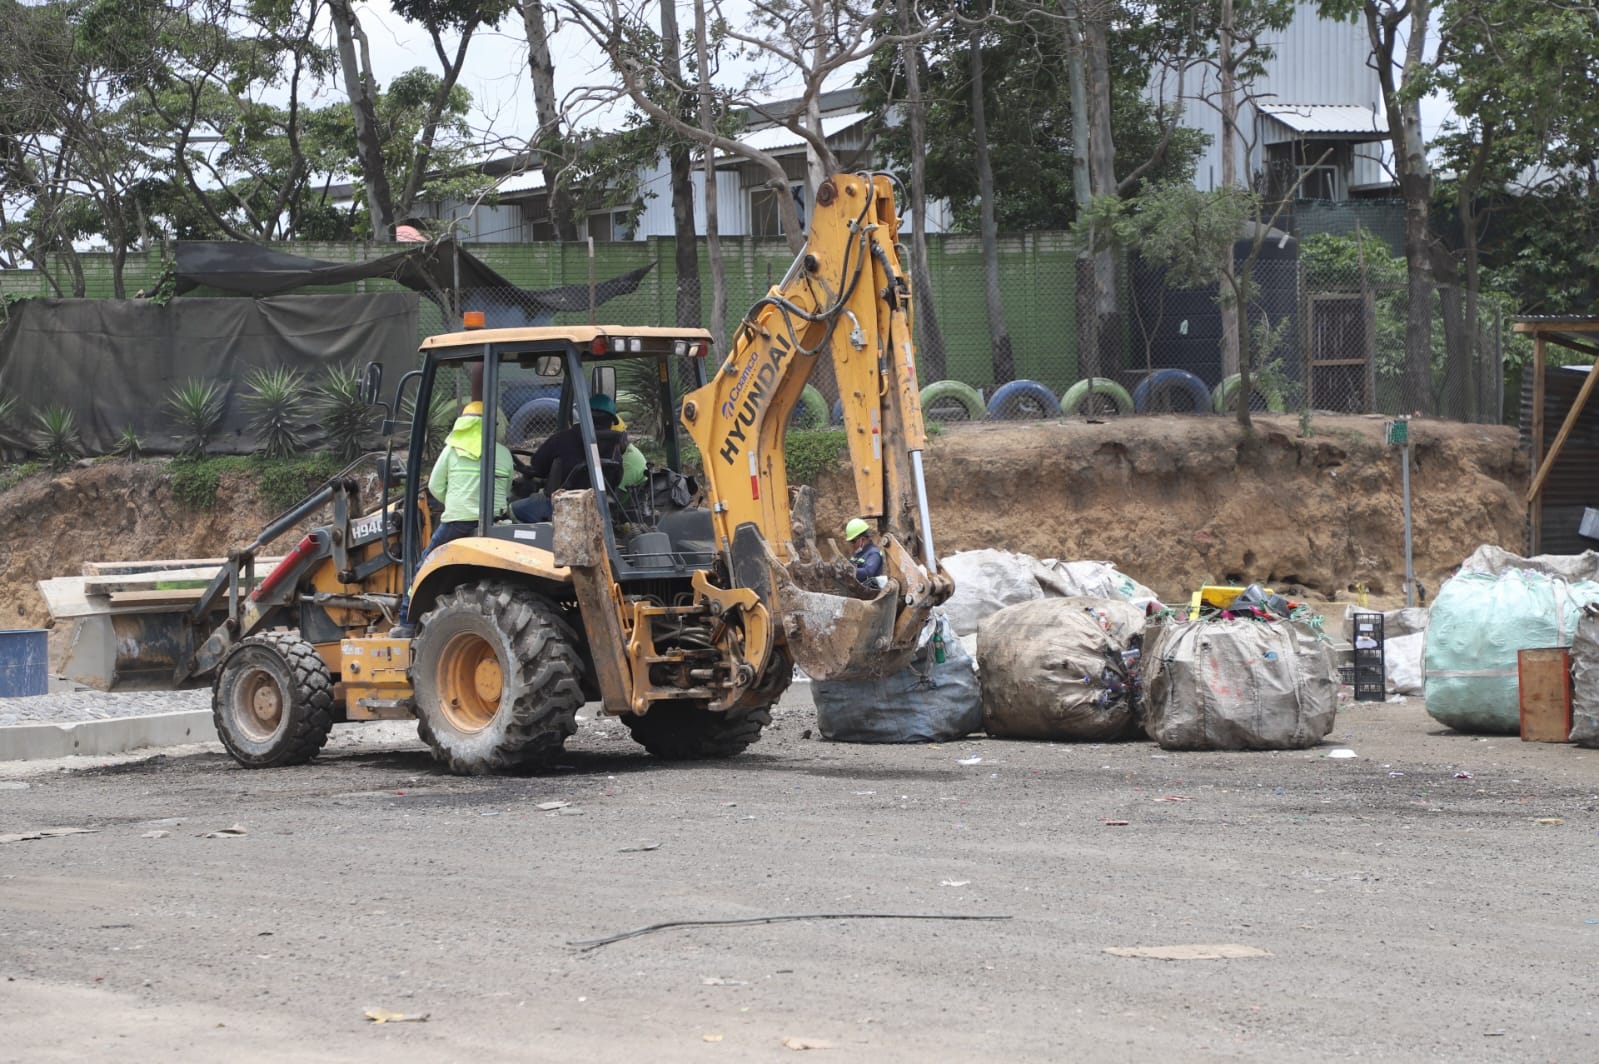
top-left (421, 324), bottom-right (715, 352)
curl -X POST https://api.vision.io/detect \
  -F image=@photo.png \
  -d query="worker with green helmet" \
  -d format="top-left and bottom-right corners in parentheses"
top-left (845, 517), bottom-right (884, 588)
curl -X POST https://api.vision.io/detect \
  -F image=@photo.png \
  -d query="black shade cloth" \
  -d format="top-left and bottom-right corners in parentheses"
top-left (0, 293), bottom-right (419, 455)
top-left (174, 239), bottom-right (656, 321)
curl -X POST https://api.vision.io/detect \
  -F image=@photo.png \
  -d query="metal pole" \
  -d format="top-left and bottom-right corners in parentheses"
top-left (588, 236), bottom-right (596, 326)
top-left (1402, 440), bottom-right (1414, 607)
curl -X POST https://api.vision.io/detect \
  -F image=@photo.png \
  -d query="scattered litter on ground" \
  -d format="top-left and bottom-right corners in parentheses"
top-left (1102, 819), bottom-right (1130, 826)
top-left (570, 912), bottom-right (1011, 951)
top-left (1388, 772), bottom-right (1406, 778)
top-left (535, 801), bottom-right (570, 811)
top-left (852, 791), bottom-right (875, 796)
top-left (957, 756), bottom-right (983, 766)
top-left (782, 1037), bottom-right (834, 1050)
top-left (1326, 749), bottom-right (1357, 759)
top-left (1484, 1030), bottom-right (1507, 1038)
top-left (940, 880), bottom-right (970, 887)
top-left (618, 842), bottom-right (660, 853)
top-left (0, 782), bottom-right (29, 790)
top-left (364, 1008), bottom-right (428, 1024)
top-left (1104, 944), bottom-right (1271, 961)
top-left (702, 977), bottom-right (748, 986)
top-left (1454, 772), bottom-right (1474, 780)
top-left (1153, 795), bottom-right (1193, 803)
top-left (1532, 818), bottom-right (1564, 826)
top-left (480, 811), bottom-right (500, 817)
top-left (0, 827), bottom-right (96, 844)
top-left (557, 807), bottom-right (585, 816)
top-left (703, 1033), bottom-right (723, 1043)
top-left (200, 824), bottom-right (247, 838)
top-left (140, 830), bottom-right (170, 839)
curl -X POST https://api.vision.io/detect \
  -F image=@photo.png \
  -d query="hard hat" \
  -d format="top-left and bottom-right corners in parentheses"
top-left (844, 518), bottom-right (870, 541)
top-left (461, 401), bottom-right (484, 416)
top-left (589, 393), bottom-right (618, 417)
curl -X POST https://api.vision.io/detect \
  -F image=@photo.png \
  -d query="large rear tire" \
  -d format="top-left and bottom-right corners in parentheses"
top-left (411, 581), bottom-right (583, 775)
top-left (213, 631), bottom-right (334, 768)
top-left (622, 700), bottom-right (772, 760)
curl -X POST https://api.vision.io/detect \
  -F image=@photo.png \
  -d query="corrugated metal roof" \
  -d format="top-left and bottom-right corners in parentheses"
top-left (1260, 103), bottom-right (1384, 137)
top-left (492, 169), bottom-right (547, 195)
top-left (727, 111), bottom-right (869, 155)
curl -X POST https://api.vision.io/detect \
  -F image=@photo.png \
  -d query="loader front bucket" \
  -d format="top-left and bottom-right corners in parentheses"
top-left (38, 560), bottom-right (260, 691)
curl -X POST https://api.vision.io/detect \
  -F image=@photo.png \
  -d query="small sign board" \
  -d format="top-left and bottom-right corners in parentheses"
top-left (1384, 419), bottom-right (1409, 446)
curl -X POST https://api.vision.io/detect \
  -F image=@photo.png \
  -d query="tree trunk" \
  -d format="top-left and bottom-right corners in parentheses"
top-left (660, 0), bottom-right (700, 328)
top-left (969, 25), bottom-right (1015, 386)
top-left (1363, 0), bottom-right (1434, 414)
top-left (694, 0), bottom-right (728, 354)
top-left (524, 0), bottom-right (579, 242)
top-left (1064, 0), bottom-right (1098, 380)
top-left (1218, 0), bottom-right (1241, 381)
top-left (328, 0), bottom-right (394, 241)
top-left (899, 0), bottom-right (946, 381)
top-left (1459, 182), bottom-right (1481, 421)
top-left (1084, 14), bottom-right (1121, 383)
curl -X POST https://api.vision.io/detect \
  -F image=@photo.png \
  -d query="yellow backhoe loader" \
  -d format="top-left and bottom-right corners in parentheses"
top-left (42, 172), bottom-right (953, 774)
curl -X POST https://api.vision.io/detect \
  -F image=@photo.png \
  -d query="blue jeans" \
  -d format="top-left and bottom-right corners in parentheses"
top-left (511, 493), bottom-right (553, 523)
top-left (398, 520), bottom-right (477, 624)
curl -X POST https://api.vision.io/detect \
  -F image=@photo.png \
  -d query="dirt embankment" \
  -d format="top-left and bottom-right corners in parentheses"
top-left (0, 414), bottom-right (1526, 628)
top-left (814, 414), bottom-right (1527, 604)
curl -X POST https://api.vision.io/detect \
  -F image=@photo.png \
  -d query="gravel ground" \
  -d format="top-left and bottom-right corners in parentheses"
top-left (2, 690), bottom-right (1596, 1063)
top-left (0, 688), bottom-right (211, 727)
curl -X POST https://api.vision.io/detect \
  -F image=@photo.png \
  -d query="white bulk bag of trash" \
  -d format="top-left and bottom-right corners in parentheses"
top-left (1143, 618), bottom-right (1338, 750)
top-left (1571, 604), bottom-right (1599, 746)
top-left (1424, 547), bottom-right (1599, 734)
top-left (940, 549), bottom-right (1046, 636)
top-left (812, 616), bottom-right (981, 743)
top-left (1034, 559), bottom-right (1160, 611)
top-left (978, 597), bottom-right (1147, 741)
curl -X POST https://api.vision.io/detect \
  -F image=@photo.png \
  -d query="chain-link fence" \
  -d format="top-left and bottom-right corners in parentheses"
top-left (425, 242), bottom-right (1507, 427)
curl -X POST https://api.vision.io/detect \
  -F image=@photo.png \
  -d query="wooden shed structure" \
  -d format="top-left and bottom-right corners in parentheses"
top-left (1516, 316), bottom-right (1599, 553)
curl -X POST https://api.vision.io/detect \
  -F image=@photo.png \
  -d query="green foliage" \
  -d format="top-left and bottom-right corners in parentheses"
top-left (861, 5), bottom-right (1206, 232)
top-left (783, 428), bottom-right (848, 485)
top-left (318, 363), bottom-right (377, 461)
top-left (167, 378), bottom-right (226, 457)
top-left (0, 392), bottom-right (20, 459)
top-left (33, 405), bottom-right (82, 470)
top-left (113, 428), bottom-right (144, 462)
top-left (243, 366), bottom-right (310, 458)
top-left (1106, 183), bottom-right (1257, 294)
top-left (253, 453), bottom-right (341, 514)
top-left (1300, 232), bottom-right (1405, 288)
top-left (0, 461), bottom-right (45, 494)
top-left (169, 455), bottom-right (250, 511)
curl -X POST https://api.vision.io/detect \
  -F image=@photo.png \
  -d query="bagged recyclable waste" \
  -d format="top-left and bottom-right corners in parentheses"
top-left (812, 616), bottom-right (981, 743)
top-left (1342, 605), bottom-right (1428, 696)
top-left (940, 550), bottom-right (1157, 637)
top-left (1033, 560), bottom-right (1160, 610)
top-left (978, 597), bottom-right (1147, 741)
top-left (1572, 604), bottom-right (1599, 746)
top-left (939, 550), bottom-right (1045, 636)
top-left (1423, 547), bottom-right (1599, 734)
top-left (1143, 617), bottom-right (1338, 750)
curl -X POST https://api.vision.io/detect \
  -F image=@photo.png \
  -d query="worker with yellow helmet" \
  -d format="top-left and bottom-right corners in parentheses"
top-left (393, 400), bottom-right (513, 635)
top-left (845, 517), bottom-right (884, 588)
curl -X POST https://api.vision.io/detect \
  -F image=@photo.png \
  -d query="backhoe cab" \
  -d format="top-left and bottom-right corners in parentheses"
top-left (55, 171), bottom-right (951, 775)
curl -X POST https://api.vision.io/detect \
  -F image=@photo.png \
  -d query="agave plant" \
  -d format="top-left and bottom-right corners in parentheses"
top-left (243, 366), bottom-right (309, 459)
top-left (167, 378), bottom-right (225, 457)
top-left (0, 393), bottom-right (20, 460)
top-left (318, 362), bottom-right (376, 460)
top-left (403, 390), bottom-right (460, 466)
top-left (113, 427), bottom-right (144, 462)
top-left (34, 405), bottom-right (81, 470)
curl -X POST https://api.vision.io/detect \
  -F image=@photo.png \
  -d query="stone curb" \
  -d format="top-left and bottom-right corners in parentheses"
top-left (0, 711), bottom-right (218, 762)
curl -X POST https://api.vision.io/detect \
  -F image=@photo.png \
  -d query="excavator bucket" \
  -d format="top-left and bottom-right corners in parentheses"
top-left (37, 559), bottom-right (269, 691)
top-left (775, 569), bottom-right (913, 682)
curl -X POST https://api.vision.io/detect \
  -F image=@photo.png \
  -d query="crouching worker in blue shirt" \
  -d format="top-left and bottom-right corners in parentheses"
top-left (845, 518), bottom-right (885, 589)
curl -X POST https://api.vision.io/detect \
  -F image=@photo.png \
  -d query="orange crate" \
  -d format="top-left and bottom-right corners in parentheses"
top-left (1517, 647), bottom-right (1573, 743)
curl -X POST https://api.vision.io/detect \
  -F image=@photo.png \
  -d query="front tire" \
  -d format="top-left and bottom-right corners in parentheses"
top-left (411, 581), bottom-right (582, 775)
top-left (212, 632), bottom-right (334, 768)
top-left (622, 699), bottom-right (772, 760)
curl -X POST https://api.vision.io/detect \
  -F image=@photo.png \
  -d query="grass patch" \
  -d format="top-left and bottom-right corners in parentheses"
top-left (783, 428), bottom-right (849, 485)
top-left (169, 455), bottom-right (250, 510)
top-left (254, 453), bottom-right (342, 514)
top-left (0, 461), bottom-right (44, 494)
